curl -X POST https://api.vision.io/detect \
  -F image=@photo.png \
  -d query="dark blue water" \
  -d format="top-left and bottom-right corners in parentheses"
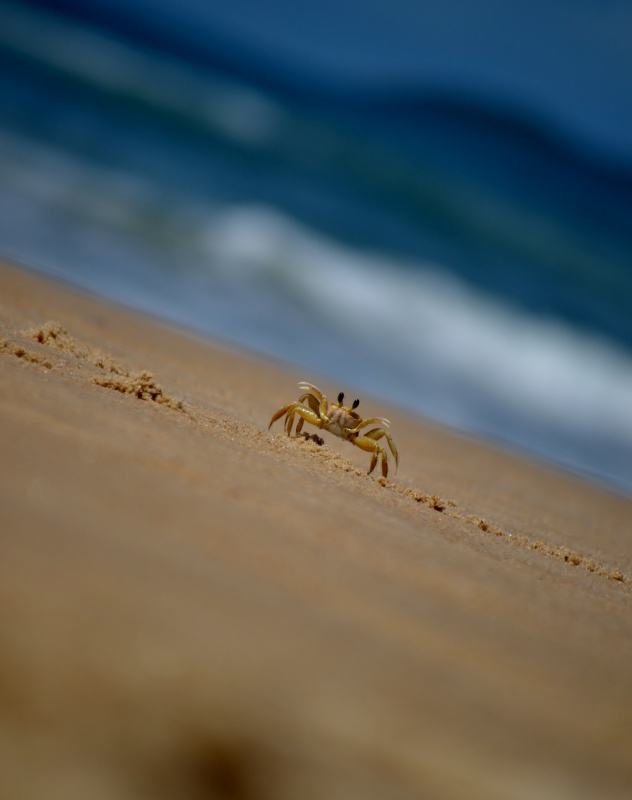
top-left (1, 0), bottom-right (632, 494)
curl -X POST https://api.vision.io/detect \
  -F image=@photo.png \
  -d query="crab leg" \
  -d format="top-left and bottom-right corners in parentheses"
top-left (363, 427), bottom-right (399, 471)
top-left (294, 400), bottom-right (313, 434)
top-left (352, 435), bottom-right (390, 477)
top-left (297, 392), bottom-right (320, 414)
top-left (268, 403), bottom-right (295, 429)
top-left (269, 400), bottom-right (324, 436)
top-left (291, 393), bottom-right (322, 435)
top-left (297, 382), bottom-right (330, 421)
top-left (352, 427), bottom-right (399, 476)
top-left (363, 426), bottom-right (398, 454)
top-left (350, 416), bottom-right (390, 431)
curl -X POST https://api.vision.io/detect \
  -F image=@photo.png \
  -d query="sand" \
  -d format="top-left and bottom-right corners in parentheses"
top-left (1, 260), bottom-right (632, 799)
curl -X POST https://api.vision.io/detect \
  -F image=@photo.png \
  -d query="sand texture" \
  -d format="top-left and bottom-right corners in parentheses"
top-left (1, 261), bottom-right (632, 799)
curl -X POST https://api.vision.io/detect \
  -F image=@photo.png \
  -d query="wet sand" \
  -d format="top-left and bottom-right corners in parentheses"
top-left (1, 260), bottom-right (632, 799)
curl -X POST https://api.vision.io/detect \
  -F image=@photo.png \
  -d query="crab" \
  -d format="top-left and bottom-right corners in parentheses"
top-left (269, 382), bottom-right (398, 478)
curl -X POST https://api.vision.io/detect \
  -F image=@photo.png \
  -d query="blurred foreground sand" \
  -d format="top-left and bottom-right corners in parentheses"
top-left (1, 262), bottom-right (632, 799)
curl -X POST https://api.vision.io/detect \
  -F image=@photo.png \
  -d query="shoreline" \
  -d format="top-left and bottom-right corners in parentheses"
top-left (2, 260), bottom-right (632, 799)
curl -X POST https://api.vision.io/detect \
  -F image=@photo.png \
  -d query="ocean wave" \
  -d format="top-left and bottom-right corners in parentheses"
top-left (2, 1), bottom-right (632, 492)
top-left (3, 1), bottom-right (631, 343)
top-left (0, 0), bottom-right (287, 151)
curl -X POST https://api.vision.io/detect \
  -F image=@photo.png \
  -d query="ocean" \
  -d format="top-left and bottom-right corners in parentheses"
top-left (1, 0), bottom-right (632, 494)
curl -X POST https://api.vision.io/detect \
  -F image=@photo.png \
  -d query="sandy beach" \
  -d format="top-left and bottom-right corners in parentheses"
top-left (1, 259), bottom-right (632, 799)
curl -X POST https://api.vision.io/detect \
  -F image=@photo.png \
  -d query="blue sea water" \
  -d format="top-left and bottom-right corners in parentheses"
top-left (1, 0), bottom-right (632, 494)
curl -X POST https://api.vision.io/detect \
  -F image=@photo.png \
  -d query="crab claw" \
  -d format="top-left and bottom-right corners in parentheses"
top-left (297, 381), bottom-right (323, 399)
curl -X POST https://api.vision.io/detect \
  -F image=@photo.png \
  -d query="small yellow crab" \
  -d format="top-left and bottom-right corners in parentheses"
top-left (269, 382), bottom-right (398, 477)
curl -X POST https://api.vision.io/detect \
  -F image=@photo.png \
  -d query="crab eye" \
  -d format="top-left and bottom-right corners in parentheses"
top-left (337, 392), bottom-right (344, 404)
top-left (352, 398), bottom-right (360, 409)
